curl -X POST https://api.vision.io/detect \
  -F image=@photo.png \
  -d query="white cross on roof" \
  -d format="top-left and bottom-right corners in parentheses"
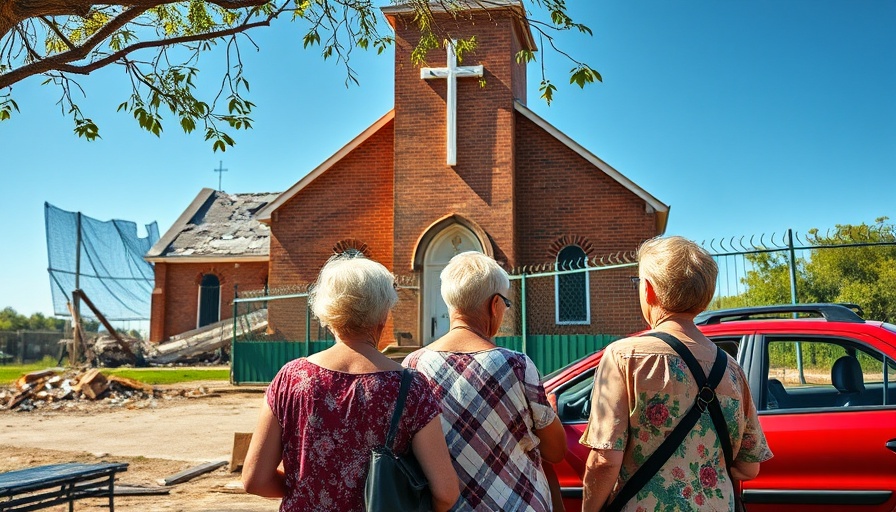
top-left (420, 40), bottom-right (484, 166)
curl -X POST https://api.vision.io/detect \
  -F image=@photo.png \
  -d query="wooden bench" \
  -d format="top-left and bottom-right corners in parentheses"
top-left (0, 462), bottom-right (128, 511)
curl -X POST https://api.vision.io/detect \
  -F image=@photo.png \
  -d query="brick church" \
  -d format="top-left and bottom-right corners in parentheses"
top-left (146, 0), bottom-right (668, 346)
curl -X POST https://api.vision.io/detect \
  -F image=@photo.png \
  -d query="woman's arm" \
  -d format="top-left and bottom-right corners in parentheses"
top-left (534, 416), bottom-right (567, 463)
top-left (411, 416), bottom-right (460, 512)
top-left (730, 460), bottom-right (760, 481)
top-left (582, 448), bottom-right (623, 512)
top-left (241, 401), bottom-right (287, 498)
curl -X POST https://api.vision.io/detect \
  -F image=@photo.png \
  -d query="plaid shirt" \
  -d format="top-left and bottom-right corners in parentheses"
top-left (404, 348), bottom-right (557, 511)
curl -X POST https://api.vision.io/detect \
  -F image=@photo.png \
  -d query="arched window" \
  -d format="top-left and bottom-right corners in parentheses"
top-left (197, 274), bottom-right (221, 328)
top-left (555, 245), bottom-right (590, 324)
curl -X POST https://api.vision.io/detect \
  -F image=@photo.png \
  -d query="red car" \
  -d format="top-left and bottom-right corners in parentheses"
top-left (543, 303), bottom-right (896, 512)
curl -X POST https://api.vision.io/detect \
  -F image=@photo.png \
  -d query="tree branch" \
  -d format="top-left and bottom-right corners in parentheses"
top-left (40, 15), bottom-right (75, 50)
top-left (55, 18), bottom-right (272, 76)
top-left (0, 0), bottom-right (280, 89)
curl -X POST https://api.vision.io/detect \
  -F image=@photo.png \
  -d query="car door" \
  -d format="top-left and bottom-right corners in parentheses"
top-left (546, 336), bottom-right (745, 511)
top-left (742, 328), bottom-right (896, 512)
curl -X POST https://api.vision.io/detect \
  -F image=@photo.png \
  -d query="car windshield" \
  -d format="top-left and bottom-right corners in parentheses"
top-left (883, 322), bottom-right (896, 334)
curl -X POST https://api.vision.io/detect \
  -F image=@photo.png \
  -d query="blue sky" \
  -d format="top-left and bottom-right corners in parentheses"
top-left (1, 1), bottom-right (894, 318)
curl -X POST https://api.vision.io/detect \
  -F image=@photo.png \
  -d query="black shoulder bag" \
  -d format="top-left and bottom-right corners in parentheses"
top-left (605, 332), bottom-right (743, 512)
top-left (364, 368), bottom-right (432, 512)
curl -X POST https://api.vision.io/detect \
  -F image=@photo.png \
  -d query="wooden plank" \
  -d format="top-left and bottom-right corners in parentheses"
top-left (107, 375), bottom-right (154, 394)
top-left (229, 432), bottom-right (253, 472)
top-left (109, 485), bottom-right (169, 496)
top-left (157, 461), bottom-right (227, 486)
top-left (75, 368), bottom-right (109, 400)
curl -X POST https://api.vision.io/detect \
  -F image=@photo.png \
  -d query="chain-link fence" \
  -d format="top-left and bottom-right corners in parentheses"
top-left (0, 331), bottom-right (64, 364)
top-left (230, 286), bottom-right (336, 384)
top-left (501, 256), bottom-right (642, 342)
top-left (704, 224), bottom-right (896, 321)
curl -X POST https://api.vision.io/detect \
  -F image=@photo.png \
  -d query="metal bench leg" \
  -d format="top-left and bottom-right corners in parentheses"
top-left (108, 475), bottom-right (115, 512)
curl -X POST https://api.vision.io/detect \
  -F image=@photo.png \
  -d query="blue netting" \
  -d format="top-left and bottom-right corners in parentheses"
top-left (45, 203), bottom-right (159, 321)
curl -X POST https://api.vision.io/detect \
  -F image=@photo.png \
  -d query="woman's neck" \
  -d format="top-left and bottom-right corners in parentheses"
top-left (650, 312), bottom-right (705, 340)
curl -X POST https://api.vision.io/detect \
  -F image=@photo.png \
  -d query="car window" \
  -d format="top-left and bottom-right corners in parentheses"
top-left (554, 370), bottom-right (595, 423)
top-left (763, 337), bottom-right (895, 411)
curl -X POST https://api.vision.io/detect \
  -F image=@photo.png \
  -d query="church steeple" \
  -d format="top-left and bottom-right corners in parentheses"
top-left (383, 0), bottom-right (536, 274)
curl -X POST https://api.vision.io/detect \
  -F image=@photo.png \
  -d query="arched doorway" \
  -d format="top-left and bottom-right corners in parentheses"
top-left (422, 225), bottom-right (483, 344)
top-left (197, 274), bottom-right (221, 328)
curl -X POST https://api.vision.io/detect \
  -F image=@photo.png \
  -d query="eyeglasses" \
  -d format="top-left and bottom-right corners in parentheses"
top-left (495, 293), bottom-right (512, 308)
top-left (629, 276), bottom-right (641, 290)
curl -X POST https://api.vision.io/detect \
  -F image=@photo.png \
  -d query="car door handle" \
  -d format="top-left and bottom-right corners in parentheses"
top-left (886, 439), bottom-right (896, 453)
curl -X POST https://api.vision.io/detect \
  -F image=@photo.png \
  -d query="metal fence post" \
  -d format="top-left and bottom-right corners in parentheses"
top-left (305, 300), bottom-right (311, 356)
top-left (520, 273), bottom-right (528, 356)
top-left (787, 229), bottom-right (807, 384)
top-left (232, 285), bottom-right (239, 384)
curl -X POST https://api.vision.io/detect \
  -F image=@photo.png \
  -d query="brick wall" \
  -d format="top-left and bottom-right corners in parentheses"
top-left (514, 113), bottom-right (660, 335)
top-left (268, 121), bottom-right (395, 343)
top-left (149, 260), bottom-right (269, 342)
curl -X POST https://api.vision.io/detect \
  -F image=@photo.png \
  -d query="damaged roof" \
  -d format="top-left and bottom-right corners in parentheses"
top-left (145, 188), bottom-right (280, 262)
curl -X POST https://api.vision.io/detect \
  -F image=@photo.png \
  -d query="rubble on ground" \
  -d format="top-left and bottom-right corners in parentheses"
top-left (0, 368), bottom-right (217, 412)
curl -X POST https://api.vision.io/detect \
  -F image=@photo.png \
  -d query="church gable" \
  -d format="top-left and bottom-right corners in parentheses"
top-left (267, 118), bottom-right (395, 287)
top-left (513, 103), bottom-right (667, 267)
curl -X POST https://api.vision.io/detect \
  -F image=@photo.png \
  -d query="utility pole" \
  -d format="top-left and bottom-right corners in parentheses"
top-left (213, 161), bottom-right (228, 191)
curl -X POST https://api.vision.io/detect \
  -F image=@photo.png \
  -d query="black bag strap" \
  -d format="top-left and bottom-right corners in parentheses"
top-left (386, 369), bottom-right (414, 452)
top-left (652, 332), bottom-right (735, 470)
top-left (605, 332), bottom-right (728, 512)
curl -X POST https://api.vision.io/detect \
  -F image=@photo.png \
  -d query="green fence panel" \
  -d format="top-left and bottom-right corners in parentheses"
top-left (232, 340), bottom-right (335, 384)
top-left (495, 334), bottom-right (619, 375)
top-left (233, 335), bottom-right (617, 384)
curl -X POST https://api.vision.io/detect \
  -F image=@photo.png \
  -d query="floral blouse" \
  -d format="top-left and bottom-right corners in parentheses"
top-left (580, 335), bottom-right (773, 512)
top-left (266, 359), bottom-right (441, 512)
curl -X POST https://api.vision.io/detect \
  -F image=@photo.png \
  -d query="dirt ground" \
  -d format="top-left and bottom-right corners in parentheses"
top-left (0, 381), bottom-right (282, 511)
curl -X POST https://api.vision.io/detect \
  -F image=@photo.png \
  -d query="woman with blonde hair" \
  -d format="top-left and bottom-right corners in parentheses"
top-left (242, 254), bottom-right (459, 512)
top-left (580, 236), bottom-right (772, 511)
top-left (403, 251), bottom-right (567, 511)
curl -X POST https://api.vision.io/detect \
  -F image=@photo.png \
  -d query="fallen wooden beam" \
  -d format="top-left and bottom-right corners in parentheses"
top-left (156, 461), bottom-right (227, 486)
top-left (73, 289), bottom-right (134, 357)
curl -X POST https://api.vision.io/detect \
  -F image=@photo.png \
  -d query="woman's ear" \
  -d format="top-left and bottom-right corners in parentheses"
top-left (644, 278), bottom-right (659, 306)
top-left (488, 294), bottom-right (501, 317)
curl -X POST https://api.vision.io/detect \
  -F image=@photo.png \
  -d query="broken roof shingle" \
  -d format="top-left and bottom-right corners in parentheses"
top-left (146, 189), bottom-right (279, 259)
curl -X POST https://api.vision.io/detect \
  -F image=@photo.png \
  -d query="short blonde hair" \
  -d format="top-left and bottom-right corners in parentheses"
top-left (309, 254), bottom-right (398, 337)
top-left (440, 252), bottom-right (510, 314)
top-left (638, 236), bottom-right (718, 314)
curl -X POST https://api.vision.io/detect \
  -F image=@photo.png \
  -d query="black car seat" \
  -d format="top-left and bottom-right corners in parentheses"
top-left (832, 356), bottom-right (865, 406)
top-left (766, 378), bottom-right (788, 409)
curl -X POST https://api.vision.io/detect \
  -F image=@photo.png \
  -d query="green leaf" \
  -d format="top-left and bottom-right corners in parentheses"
top-left (569, 65), bottom-right (602, 88)
top-left (180, 117), bottom-right (196, 133)
top-left (539, 80), bottom-right (557, 106)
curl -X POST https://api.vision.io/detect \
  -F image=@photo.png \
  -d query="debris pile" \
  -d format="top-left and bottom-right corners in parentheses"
top-left (0, 369), bottom-right (214, 412)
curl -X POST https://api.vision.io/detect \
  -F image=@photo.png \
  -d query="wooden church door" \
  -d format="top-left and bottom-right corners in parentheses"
top-left (422, 225), bottom-right (482, 344)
